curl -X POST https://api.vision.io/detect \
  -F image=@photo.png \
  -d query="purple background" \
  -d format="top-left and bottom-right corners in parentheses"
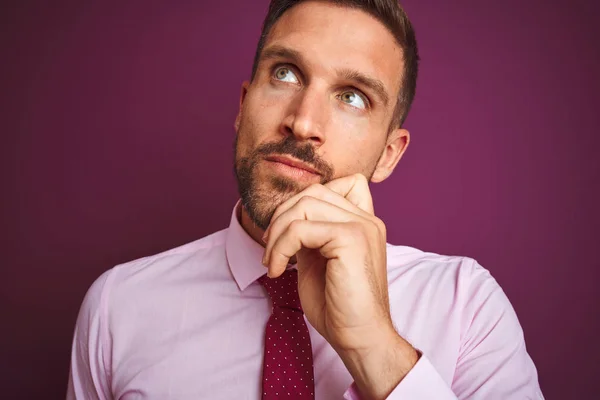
top-left (2, 1), bottom-right (599, 398)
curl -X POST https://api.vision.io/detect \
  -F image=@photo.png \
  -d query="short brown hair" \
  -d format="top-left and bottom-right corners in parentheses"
top-left (250, 0), bottom-right (419, 129)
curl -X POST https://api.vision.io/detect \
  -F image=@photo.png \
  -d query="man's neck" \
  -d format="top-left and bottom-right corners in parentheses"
top-left (239, 205), bottom-right (267, 248)
top-left (238, 204), bottom-right (297, 265)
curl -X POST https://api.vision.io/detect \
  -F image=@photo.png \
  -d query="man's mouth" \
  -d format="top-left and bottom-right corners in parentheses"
top-left (264, 155), bottom-right (321, 179)
top-left (265, 155), bottom-right (320, 175)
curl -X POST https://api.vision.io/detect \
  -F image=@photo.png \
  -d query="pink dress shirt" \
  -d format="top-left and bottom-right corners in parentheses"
top-left (67, 202), bottom-right (544, 399)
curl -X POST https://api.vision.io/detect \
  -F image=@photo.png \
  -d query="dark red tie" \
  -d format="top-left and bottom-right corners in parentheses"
top-left (258, 269), bottom-right (315, 399)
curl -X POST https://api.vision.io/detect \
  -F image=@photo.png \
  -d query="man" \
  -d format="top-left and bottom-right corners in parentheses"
top-left (68, 0), bottom-right (544, 399)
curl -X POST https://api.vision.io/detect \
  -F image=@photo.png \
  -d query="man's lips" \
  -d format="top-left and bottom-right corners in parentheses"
top-left (264, 155), bottom-right (321, 175)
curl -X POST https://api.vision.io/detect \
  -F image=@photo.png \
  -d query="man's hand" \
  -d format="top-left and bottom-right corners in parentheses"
top-left (262, 174), bottom-right (419, 399)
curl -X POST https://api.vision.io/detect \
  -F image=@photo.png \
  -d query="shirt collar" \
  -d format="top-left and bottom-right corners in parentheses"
top-left (225, 200), bottom-right (269, 291)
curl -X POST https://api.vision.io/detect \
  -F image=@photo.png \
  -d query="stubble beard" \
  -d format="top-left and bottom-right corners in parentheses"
top-left (234, 134), bottom-right (334, 231)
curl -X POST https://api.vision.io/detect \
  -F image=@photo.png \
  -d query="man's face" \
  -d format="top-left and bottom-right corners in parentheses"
top-left (234, 1), bottom-right (405, 230)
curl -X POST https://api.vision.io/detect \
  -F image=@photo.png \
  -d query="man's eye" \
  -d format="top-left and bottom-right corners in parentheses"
top-left (274, 67), bottom-right (299, 83)
top-left (339, 91), bottom-right (367, 109)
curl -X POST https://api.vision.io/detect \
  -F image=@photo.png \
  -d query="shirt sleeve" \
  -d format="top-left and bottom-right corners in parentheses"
top-left (66, 269), bottom-right (114, 400)
top-left (344, 260), bottom-right (544, 399)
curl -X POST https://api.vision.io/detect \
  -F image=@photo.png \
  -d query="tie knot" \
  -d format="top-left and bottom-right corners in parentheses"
top-left (258, 269), bottom-right (302, 312)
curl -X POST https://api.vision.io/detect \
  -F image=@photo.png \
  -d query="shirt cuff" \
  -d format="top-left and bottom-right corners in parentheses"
top-left (342, 353), bottom-right (457, 400)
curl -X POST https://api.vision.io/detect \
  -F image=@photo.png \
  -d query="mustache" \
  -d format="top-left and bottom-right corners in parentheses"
top-left (254, 136), bottom-right (333, 177)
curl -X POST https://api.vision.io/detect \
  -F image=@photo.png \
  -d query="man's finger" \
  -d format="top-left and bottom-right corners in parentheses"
top-left (264, 196), bottom-right (370, 267)
top-left (324, 173), bottom-right (374, 215)
top-left (266, 220), bottom-right (358, 278)
top-left (266, 178), bottom-right (372, 236)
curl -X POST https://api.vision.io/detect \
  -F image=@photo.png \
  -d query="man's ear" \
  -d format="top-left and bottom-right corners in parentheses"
top-left (234, 81), bottom-right (250, 132)
top-left (370, 128), bottom-right (410, 183)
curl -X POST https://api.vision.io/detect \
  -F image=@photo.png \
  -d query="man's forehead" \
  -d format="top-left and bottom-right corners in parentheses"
top-left (263, 1), bottom-right (404, 94)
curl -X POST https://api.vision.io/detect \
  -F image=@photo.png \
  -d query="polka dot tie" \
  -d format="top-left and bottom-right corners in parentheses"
top-left (258, 269), bottom-right (315, 399)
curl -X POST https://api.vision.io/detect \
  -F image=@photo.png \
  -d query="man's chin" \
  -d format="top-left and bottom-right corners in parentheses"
top-left (270, 175), bottom-right (304, 194)
top-left (244, 183), bottom-right (302, 229)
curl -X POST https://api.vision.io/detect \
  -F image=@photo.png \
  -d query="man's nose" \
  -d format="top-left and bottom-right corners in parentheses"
top-left (280, 86), bottom-right (329, 146)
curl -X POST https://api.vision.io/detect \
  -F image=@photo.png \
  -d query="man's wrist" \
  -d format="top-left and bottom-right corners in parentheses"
top-left (338, 328), bottom-right (419, 400)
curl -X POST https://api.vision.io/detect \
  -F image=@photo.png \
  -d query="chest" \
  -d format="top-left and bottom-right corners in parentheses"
top-left (108, 285), bottom-right (356, 399)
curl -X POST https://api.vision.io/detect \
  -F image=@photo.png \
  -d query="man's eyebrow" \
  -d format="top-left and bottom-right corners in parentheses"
top-left (260, 45), bottom-right (304, 65)
top-left (336, 68), bottom-right (390, 107)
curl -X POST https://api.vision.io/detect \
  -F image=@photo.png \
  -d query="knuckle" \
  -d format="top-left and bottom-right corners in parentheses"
top-left (372, 217), bottom-right (387, 238)
top-left (307, 183), bottom-right (324, 193)
top-left (353, 173), bottom-right (368, 184)
top-left (288, 219), bottom-right (305, 233)
top-left (369, 216), bottom-right (387, 238)
top-left (297, 195), bottom-right (316, 207)
top-left (373, 216), bottom-right (386, 232)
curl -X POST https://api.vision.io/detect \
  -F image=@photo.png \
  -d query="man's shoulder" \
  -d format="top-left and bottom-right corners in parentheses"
top-left (73, 228), bottom-right (233, 349)
top-left (113, 227), bottom-right (229, 274)
top-left (385, 243), bottom-right (511, 327)
top-left (385, 243), bottom-right (494, 289)
top-left (89, 228), bottom-right (230, 296)
top-left (386, 242), bottom-right (476, 269)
